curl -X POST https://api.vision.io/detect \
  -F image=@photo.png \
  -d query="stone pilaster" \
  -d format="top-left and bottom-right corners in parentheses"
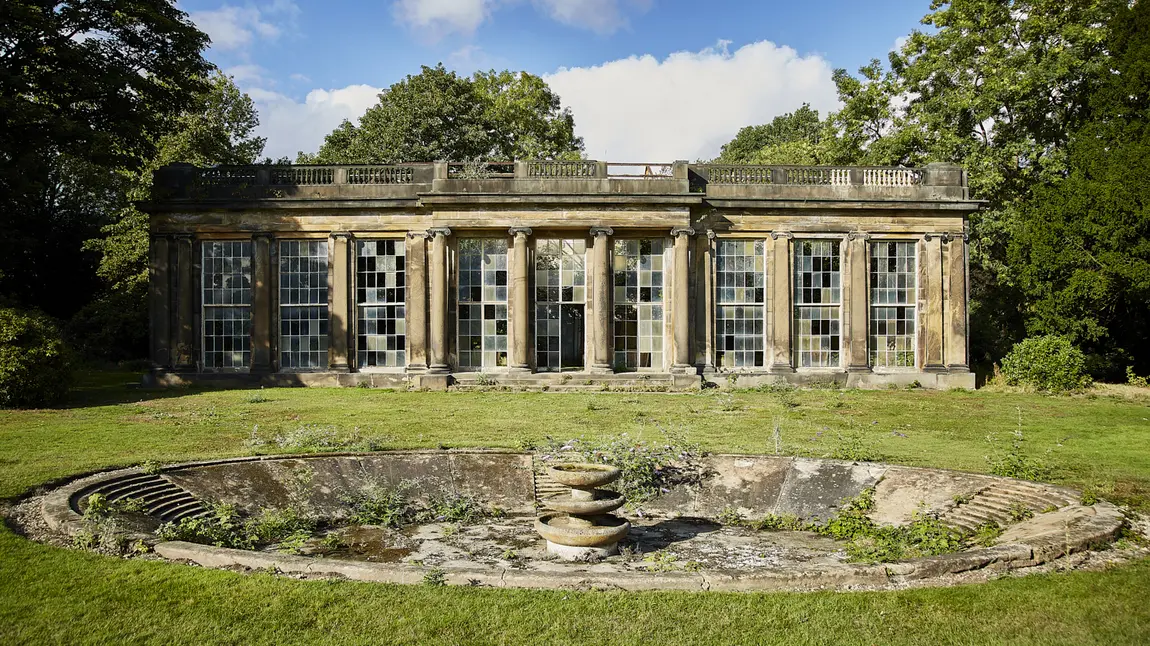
top-left (693, 230), bottom-right (716, 372)
top-left (671, 227), bottom-right (694, 373)
top-left (427, 227), bottom-right (452, 374)
top-left (250, 234), bottom-right (273, 373)
top-left (174, 235), bottom-right (196, 371)
top-left (328, 232), bottom-right (351, 372)
top-left (768, 231), bottom-right (794, 373)
top-left (589, 227), bottom-right (614, 373)
top-left (920, 233), bottom-right (945, 372)
top-left (149, 235), bottom-right (172, 369)
top-left (944, 232), bottom-right (970, 372)
top-left (845, 232), bottom-right (870, 372)
top-left (405, 232), bottom-right (429, 372)
top-left (509, 227), bottom-right (533, 372)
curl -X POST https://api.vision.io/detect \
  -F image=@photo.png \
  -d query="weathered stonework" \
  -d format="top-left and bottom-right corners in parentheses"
top-left (140, 160), bottom-right (980, 389)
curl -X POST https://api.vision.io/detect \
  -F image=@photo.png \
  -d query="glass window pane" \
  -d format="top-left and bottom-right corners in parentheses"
top-left (793, 240), bottom-right (841, 368)
top-left (613, 239), bottom-right (665, 370)
top-left (357, 239), bottom-right (406, 368)
top-left (279, 240), bottom-right (329, 369)
top-left (202, 241), bottom-right (252, 369)
top-left (458, 239), bottom-right (508, 370)
top-left (870, 241), bottom-right (917, 368)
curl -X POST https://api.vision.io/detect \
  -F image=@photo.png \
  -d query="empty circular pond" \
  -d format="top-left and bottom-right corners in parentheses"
top-left (36, 450), bottom-right (1126, 592)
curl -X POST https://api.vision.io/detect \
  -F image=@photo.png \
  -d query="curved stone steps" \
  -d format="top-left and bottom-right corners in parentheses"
top-left (942, 482), bottom-right (1076, 533)
top-left (69, 472), bottom-right (208, 523)
top-left (531, 460), bottom-right (571, 509)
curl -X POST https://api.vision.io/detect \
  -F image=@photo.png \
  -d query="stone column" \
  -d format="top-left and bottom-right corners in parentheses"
top-left (589, 227), bottom-right (614, 373)
top-left (921, 233), bottom-right (945, 372)
top-left (428, 227), bottom-right (452, 374)
top-left (692, 230), bottom-right (716, 372)
top-left (174, 235), bottom-right (196, 371)
top-left (405, 232), bottom-right (429, 372)
top-left (671, 227), bottom-right (694, 373)
top-left (149, 236), bottom-right (172, 369)
top-left (328, 232), bottom-right (351, 372)
top-left (944, 232), bottom-right (970, 372)
top-left (250, 234), bottom-right (273, 373)
top-left (845, 232), bottom-right (870, 372)
top-left (768, 231), bottom-right (794, 373)
top-left (509, 227), bottom-right (533, 373)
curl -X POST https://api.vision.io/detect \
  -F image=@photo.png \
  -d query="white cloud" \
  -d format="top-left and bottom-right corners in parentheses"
top-left (544, 40), bottom-right (840, 161)
top-left (250, 85), bottom-right (383, 159)
top-left (224, 64), bottom-right (271, 86)
top-left (532, 0), bottom-right (651, 35)
top-left (189, 1), bottom-right (299, 52)
top-left (392, 0), bottom-right (489, 40)
top-left (392, 0), bottom-right (650, 39)
top-left (250, 39), bottom-right (839, 163)
top-left (289, 73), bottom-right (311, 83)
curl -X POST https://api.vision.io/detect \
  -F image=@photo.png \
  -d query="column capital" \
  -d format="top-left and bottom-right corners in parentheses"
top-left (671, 226), bottom-right (695, 237)
top-left (848, 231), bottom-right (871, 241)
top-left (589, 226), bottom-right (614, 237)
top-left (770, 230), bottom-right (793, 240)
top-left (940, 231), bottom-right (968, 243)
top-left (508, 227), bottom-right (533, 238)
top-left (329, 231), bottom-right (352, 240)
top-left (173, 233), bottom-right (194, 242)
top-left (427, 226), bottom-right (453, 238)
top-left (407, 231), bottom-right (431, 240)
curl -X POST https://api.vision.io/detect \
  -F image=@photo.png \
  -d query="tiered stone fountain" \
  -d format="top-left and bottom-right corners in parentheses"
top-left (534, 463), bottom-right (631, 559)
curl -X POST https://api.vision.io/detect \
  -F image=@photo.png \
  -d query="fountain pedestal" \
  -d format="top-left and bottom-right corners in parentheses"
top-left (534, 463), bottom-right (630, 560)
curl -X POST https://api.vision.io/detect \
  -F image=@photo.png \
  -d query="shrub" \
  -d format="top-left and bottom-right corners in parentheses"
top-left (0, 307), bottom-right (72, 408)
top-left (156, 503), bottom-right (256, 549)
top-left (999, 335), bottom-right (1091, 393)
top-left (539, 428), bottom-right (708, 505)
top-left (341, 481), bottom-right (415, 527)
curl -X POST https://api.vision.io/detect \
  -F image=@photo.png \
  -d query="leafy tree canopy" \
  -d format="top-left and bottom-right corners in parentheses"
top-left (1007, 0), bottom-right (1150, 377)
top-left (714, 104), bottom-right (831, 165)
top-left (302, 64), bottom-right (583, 163)
top-left (825, 0), bottom-right (1127, 368)
top-left (0, 0), bottom-right (211, 316)
top-left (73, 71), bottom-right (265, 361)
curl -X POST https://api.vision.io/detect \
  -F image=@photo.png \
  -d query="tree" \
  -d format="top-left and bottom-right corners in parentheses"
top-left (714, 104), bottom-right (831, 165)
top-left (827, 0), bottom-right (1126, 368)
top-left (1008, 0), bottom-right (1150, 378)
top-left (75, 72), bottom-right (265, 360)
top-left (303, 64), bottom-right (583, 163)
top-left (0, 0), bottom-right (210, 315)
top-left (473, 69), bottom-right (582, 160)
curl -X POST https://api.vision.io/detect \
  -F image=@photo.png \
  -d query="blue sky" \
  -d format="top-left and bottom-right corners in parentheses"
top-left (180, 0), bottom-right (932, 160)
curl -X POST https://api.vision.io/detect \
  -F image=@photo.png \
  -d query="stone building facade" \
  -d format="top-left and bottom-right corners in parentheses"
top-left (141, 160), bottom-right (979, 389)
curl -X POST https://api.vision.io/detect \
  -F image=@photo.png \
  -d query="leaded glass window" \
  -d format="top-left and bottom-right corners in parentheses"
top-left (202, 240), bottom-right (252, 369)
top-left (716, 239), bottom-right (766, 368)
top-left (357, 240), bottom-right (406, 368)
top-left (458, 238), bottom-right (508, 369)
top-left (793, 239), bottom-right (841, 368)
top-left (278, 241), bottom-right (329, 369)
top-left (870, 240), bottom-right (917, 368)
top-left (536, 239), bottom-right (586, 371)
top-left (613, 239), bottom-right (664, 370)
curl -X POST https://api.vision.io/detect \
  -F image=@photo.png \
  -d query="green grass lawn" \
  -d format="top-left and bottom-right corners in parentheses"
top-left (2, 373), bottom-right (1150, 644)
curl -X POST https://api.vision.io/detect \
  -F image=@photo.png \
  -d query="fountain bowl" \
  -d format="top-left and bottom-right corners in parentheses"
top-left (547, 463), bottom-right (621, 488)
top-left (534, 513), bottom-right (631, 556)
top-left (544, 489), bottom-right (625, 515)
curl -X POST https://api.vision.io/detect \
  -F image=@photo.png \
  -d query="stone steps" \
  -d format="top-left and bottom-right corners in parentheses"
top-left (70, 472), bottom-right (209, 524)
top-left (450, 373), bottom-right (680, 392)
top-left (941, 482), bottom-right (1075, 533)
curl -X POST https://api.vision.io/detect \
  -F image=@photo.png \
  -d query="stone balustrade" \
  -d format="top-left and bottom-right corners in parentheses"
top-left (148, 160), bottom-right (968, 204)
